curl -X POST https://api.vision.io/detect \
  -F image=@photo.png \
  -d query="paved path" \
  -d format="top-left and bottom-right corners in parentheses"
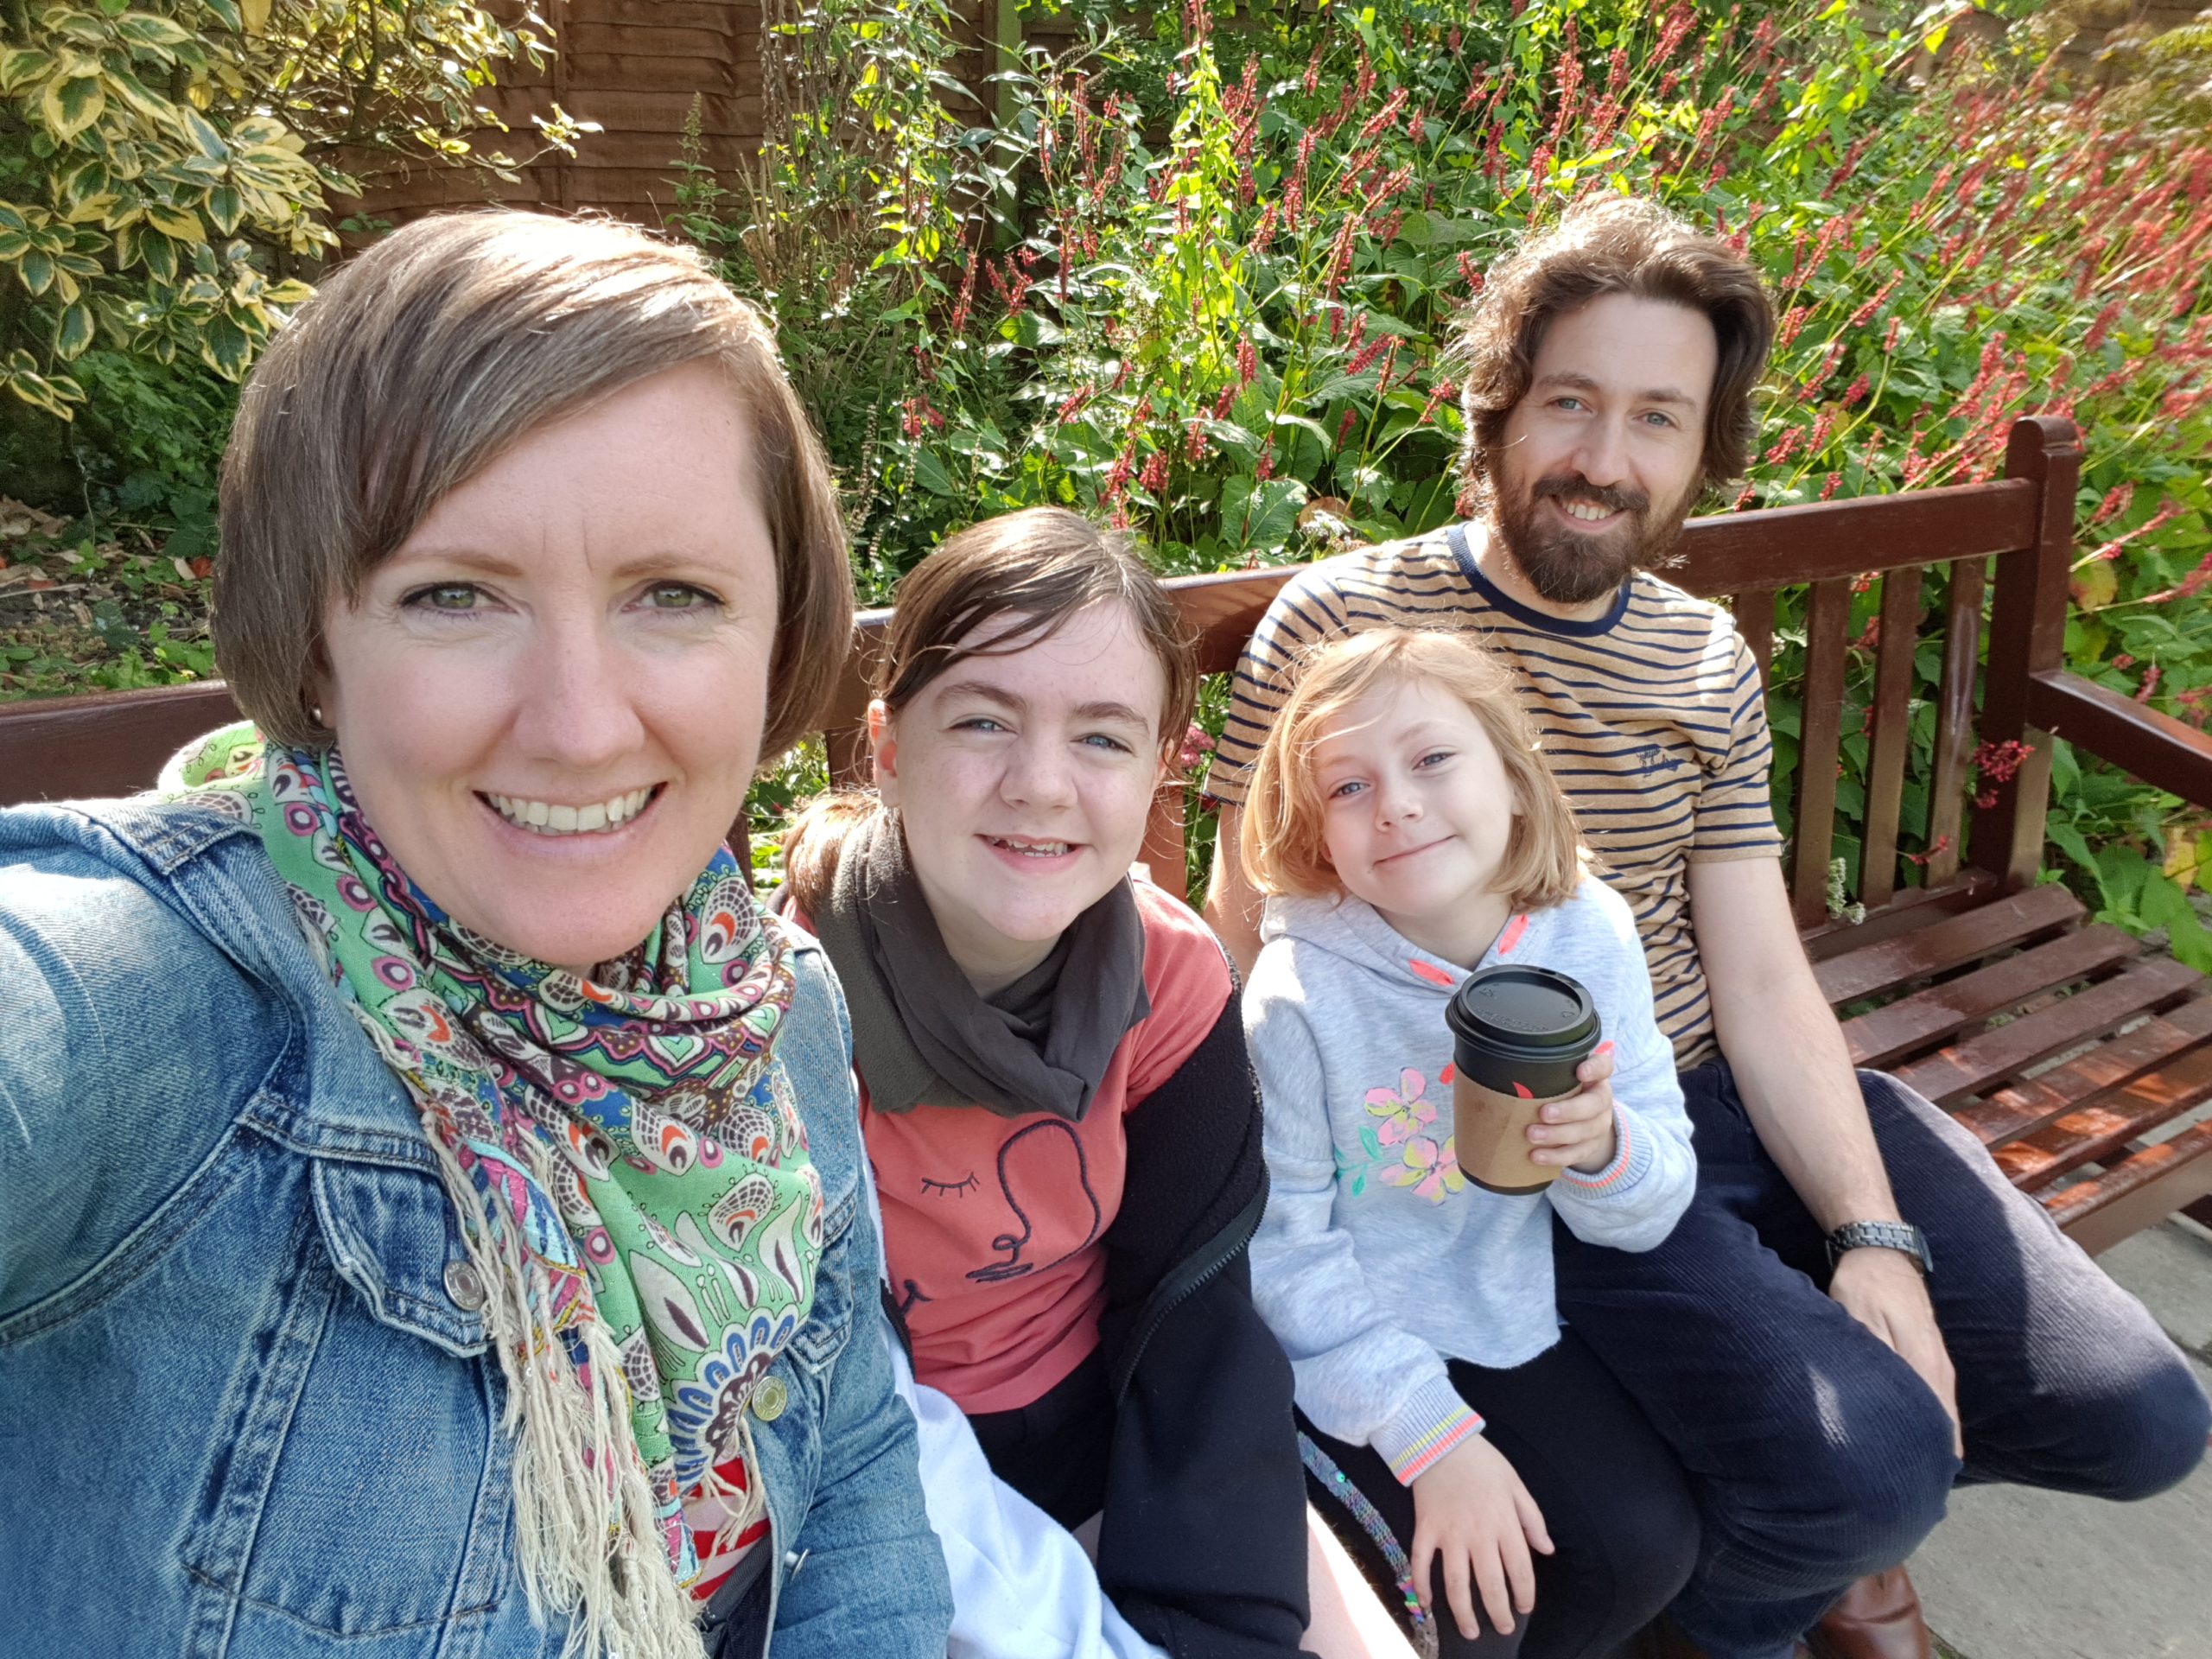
top-left (1911, 1217), bottom-right (2212, 1659)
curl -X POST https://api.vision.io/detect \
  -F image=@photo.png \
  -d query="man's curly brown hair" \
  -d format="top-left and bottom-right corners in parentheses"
top-left (1452, 194), bottom-right (1777, 507)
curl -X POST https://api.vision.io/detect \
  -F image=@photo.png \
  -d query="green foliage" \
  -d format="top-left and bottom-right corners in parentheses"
top-left (0, 0), bottom-right (580, 425)
top-left (675, 0), bottom-right (2212, 914)
top-left (1, 498), bottom-right (216, 696)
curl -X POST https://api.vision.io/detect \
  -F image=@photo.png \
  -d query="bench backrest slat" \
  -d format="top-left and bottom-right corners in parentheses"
top-left (1667, 476), bottom-right (2039, 596)
top-left (0, 418), bottom-right (2082, 941)
top-left (1968, 418), bottom-right (2081, 891)
top-left (0, 681), bottom-right (238, 805)
top-left (1732, 588), bottom-right (1776, 687)
top-left (1859, 564), bottom-right (1927, 912)
top-left (1926, 556), bottom-right (1988, 890)
top-left (1792, 577), bottom-right (1855, 930)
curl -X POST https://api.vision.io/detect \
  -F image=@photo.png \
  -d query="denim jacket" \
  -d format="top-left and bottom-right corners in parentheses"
top-left (0, 796), bottom-right (952, 1659)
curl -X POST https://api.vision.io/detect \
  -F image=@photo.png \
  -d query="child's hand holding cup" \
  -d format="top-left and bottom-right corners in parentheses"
top-left (1445, 966), bottom-right (1606, 1193)
top-left (1529, 1042), bottom-right (1618, 1172)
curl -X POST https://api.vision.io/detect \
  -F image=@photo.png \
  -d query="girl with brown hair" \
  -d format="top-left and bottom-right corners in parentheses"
top-left (781, 506), bottom-right (1315, 1659)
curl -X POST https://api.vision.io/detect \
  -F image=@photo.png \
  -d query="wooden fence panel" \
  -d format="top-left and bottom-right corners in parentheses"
top-left (347, 0), bottom-right (1090, 230)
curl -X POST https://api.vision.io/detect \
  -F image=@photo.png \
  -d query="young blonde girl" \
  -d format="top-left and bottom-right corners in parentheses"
top-left (1241, 626), bottom-right (1700, 1659)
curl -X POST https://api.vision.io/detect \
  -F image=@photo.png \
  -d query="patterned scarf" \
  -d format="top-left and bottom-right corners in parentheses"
top-left (168, 726), bottom-right (822, 1659)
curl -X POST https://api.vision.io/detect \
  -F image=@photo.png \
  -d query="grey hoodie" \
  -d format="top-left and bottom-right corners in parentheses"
top-left (1243, 874), bottom-right (1694, 1483)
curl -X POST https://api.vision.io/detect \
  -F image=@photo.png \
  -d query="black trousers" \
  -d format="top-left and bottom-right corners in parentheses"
top-left (966, 1347), bottom-right (1116, 1529)
top-left (1303, 1327), bottom-right (1699, 1659)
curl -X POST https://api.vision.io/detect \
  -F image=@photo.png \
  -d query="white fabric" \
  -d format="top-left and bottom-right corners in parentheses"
top-left (865, 1164), bottom-right (1166, 1659)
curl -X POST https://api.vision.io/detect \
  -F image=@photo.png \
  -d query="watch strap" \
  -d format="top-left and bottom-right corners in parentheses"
top-left (1825, 1219), bottom-right (1934, 1278)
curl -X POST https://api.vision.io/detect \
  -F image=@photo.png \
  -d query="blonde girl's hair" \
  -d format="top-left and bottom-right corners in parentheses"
top-left (1241, 626), bottom-right (1585, 912)
top-left (780, 506), bottom-right (1198, 913)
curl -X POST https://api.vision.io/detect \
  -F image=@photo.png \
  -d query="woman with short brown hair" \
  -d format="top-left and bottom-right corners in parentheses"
top-left (0, 209), bottom-right (950, 1659)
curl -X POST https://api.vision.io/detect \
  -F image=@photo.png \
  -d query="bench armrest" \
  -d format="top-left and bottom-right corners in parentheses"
top-left (2027, 669), bottom-right (2212, 810)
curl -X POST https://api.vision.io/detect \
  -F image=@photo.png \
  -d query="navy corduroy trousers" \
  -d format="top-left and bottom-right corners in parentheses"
top-left (1552, 1059), bottom-right (2211, 1659)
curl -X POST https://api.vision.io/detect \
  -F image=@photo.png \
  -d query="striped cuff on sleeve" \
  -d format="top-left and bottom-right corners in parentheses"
top-left (1557, 1105), bottom-right (1651, 1197)
top-left (1372, 1376), bottom-right (1484, 1485)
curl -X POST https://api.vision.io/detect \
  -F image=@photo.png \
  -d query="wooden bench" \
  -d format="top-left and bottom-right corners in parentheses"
top-left (4, 415), bottom-right (2210, 1250)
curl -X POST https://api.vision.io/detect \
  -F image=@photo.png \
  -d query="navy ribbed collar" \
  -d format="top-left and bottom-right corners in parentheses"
top-left (1446, 521), bottom-right (1633, 638)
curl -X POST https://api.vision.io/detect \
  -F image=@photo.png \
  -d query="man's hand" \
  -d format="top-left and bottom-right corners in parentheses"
top-left (1408, 1433), bottom-right (1554, 1641)
top-left (1828, 1246), bottom-right (1962, 1458)
top-left (1526, 1042), bottom-right (1618, 1172)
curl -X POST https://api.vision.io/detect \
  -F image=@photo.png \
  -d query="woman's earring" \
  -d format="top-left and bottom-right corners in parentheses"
top-left (311, 704), bottom-right (325, 727)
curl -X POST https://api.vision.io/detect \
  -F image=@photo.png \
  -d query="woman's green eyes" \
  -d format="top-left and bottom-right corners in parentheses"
top-left (406, 582), bottom-right (480, 613)
top-left (643, 582), bottom-right (719, 611)
top-left (400, 580), bottom-right (721, 614)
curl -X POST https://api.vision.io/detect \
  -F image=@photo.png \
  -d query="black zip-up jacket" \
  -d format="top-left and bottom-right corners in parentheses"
top-left (1089, 987), bottom-right (1315, 1659)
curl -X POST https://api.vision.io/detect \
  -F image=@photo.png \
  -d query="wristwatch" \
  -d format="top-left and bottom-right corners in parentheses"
top-left (1825, 1219), bottom-right (1935, 1279)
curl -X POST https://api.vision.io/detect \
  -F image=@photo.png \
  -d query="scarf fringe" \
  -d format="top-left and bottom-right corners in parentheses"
top-left (431, 1132), bottom-right (709, 1659)
top-left (702, 1415), bottom-right (769, 1555)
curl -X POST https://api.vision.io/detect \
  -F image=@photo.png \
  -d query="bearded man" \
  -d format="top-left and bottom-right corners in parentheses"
top-left (1202, 194), bottom-right (2208, 1659)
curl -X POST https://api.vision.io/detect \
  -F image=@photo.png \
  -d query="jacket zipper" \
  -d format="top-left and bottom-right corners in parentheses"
top-left (1109, 1173), bottom-right (1269, 1403)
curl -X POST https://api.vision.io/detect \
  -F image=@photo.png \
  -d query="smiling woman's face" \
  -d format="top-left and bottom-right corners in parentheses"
top-left (316, 362), bottom-right (779, 975)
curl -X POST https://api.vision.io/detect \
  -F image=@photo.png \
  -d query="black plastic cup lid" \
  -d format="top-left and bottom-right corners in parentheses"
top-left (1445, 964), bottom-right (1599, 1061)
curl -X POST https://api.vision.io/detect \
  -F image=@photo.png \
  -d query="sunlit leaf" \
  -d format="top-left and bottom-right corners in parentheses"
top-left (53, 299), bottom-right (94, 359)
top-left (177, 104), bottom-right (230, 162)
top-left (114, 12), bottom-right (193, 49)
top-left (0, 48), bottom-right (56, 94)
top-left (143, 204), bottom-right (204, 242)
top-left (140, 231), bottom-right (176, 283)
top-left (200, 313), bottom-right (251, 378)
top-left (204, 184), bottom-right (244, 234)
top-left (41, 75), bottom-right (106, 144)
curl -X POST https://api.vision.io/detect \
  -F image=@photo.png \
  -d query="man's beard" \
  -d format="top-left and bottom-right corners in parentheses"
top-left (1491, 469), bottom-right (1698, 607)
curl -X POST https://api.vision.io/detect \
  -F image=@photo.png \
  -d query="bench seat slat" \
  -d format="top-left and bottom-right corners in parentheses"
top-left (1949, 995), bottom-right (2212, 1147)
top-left (2041, 1119), bottom-right (2212, 1255)
top-left (1995, 1045), bottom-right (2212, 1189)
top-left (1813, 881), bottom-right (2083, 1005)
top-left (1888, 958), bottom-right (2204, 1111)
top-left (1840, 924), bottom-right (2141, 1071)
top-left (1800, 871), bottom-right (1999, 961)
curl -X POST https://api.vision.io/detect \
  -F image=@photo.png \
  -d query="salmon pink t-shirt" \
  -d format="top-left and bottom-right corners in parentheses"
top-left (864, 880), bottom-right (1231, 1414)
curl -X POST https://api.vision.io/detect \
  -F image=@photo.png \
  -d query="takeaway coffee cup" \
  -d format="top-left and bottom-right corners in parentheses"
top-left (1445, 964), bottom-right (1602, 1195)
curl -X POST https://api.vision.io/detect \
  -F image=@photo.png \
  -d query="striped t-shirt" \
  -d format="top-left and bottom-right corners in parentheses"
top-left (1209, 522), bottom-right (1782, 1068)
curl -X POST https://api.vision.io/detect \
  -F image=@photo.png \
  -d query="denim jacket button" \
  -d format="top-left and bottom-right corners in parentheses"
top-left (750, 1376), bottom-right (789, 1422)
top-left (442, 1260), bottom-right (486, 1312)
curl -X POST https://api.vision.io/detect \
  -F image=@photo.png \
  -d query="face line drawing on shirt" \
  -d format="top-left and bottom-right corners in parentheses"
top-left (967, 1117), bottom-right (1104, 1285)
top-left (919, 1172), bottom-right (980, 1197)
